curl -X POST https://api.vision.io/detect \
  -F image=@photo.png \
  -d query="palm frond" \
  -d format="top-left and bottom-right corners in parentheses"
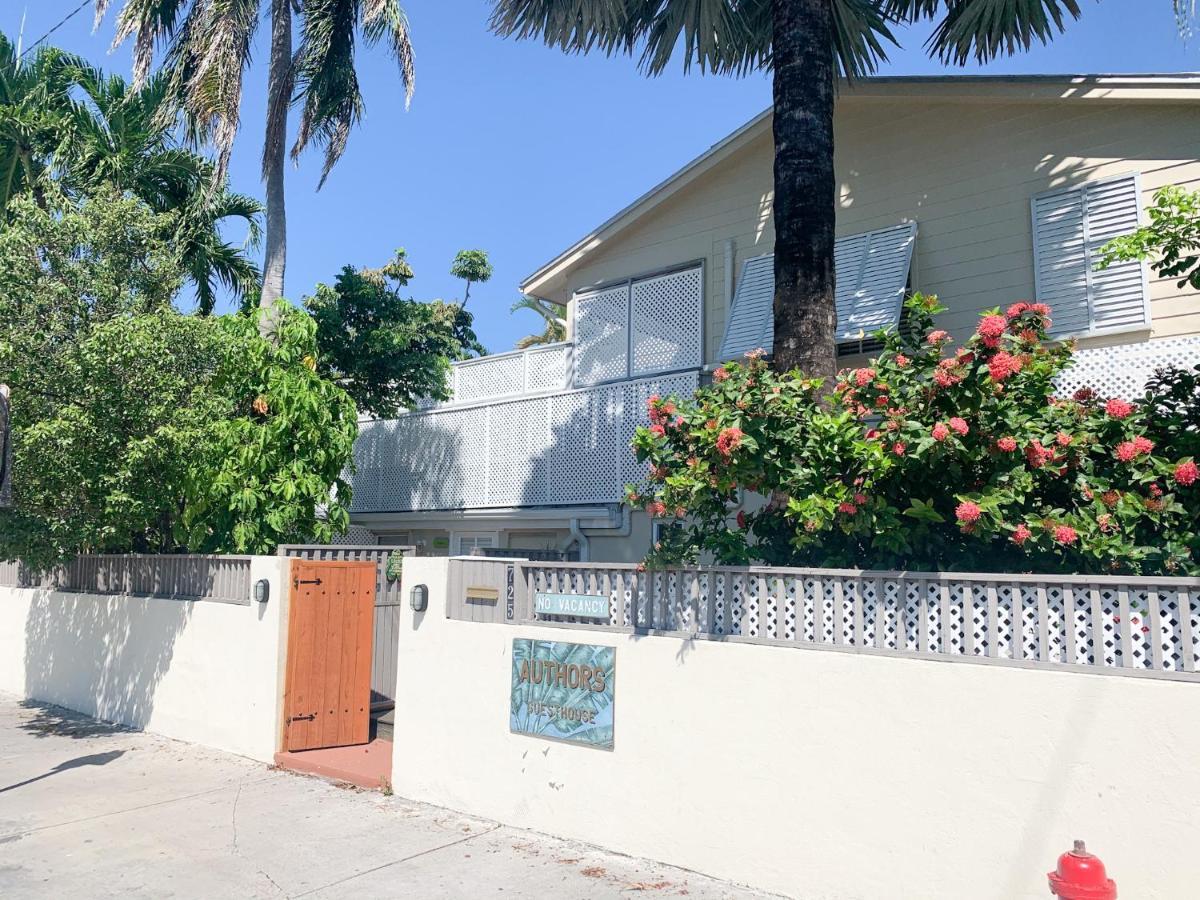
top-left (291, 0), bottom-right (366, 187)
top-left (363, 0), bottom-right (415, 107)
top-left (106, 0), bottom-right (194, 88)
top-left (489, 0), bottom-right (893, 79)
top-left (886, 0), bottom-right (1083, 64)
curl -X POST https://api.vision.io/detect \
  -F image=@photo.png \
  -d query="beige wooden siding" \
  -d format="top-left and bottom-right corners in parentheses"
top-left (546, 97), bottom-right (1200, 363)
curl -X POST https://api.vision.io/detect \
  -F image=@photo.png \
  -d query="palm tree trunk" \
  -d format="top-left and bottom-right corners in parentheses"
top-left (770, 0), bottom-right (837, 378)
top-left (261, 0), bottom-right (293, 314)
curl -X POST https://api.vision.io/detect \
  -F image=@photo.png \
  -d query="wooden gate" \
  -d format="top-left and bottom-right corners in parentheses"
top-left (282, 560), bottom-right (376, 752)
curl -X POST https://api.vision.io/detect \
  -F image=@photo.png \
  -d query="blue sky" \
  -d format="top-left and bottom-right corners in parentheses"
top-left (5, 1), bottom-right (1196, 352)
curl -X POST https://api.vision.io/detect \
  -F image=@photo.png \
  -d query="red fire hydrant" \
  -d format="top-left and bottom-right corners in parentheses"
top-left (1048, 840), bottom-right (1117, 899)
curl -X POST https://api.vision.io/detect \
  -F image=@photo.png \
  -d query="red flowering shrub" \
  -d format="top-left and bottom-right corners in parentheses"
top-left (630, 294), bottom-right (1200, 575)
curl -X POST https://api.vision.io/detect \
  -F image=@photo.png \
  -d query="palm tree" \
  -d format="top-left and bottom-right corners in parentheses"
top-left (59, 61), bottom-right (264, 313)
top-left (490, 1), bottom-right (1083, 377)
top-left (0, 34), bottom-right (79, 209)
top-left (96, 0), bottom-right (416, 312)
top-left (511, 295), bottom-right (566, 349)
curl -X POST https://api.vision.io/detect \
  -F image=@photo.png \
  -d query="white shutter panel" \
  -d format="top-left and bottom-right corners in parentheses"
top-left (834, 222), bottom-right (916, 342)
top-left (1033, 173), bottom-right (1148, 337)
top-left (716, 223), bottom-right (916, 360)
top-left (717, 254), bottom-right (774, 361)
top-left (573, 283), bottom-right (629, 385)
top-left (630, 266), bottom-right (703, 376)
top-left (1085, 175), bottom-right (1149, 332)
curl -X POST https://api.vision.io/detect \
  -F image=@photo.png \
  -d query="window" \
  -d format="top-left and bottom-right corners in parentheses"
top-left (573, 264), bottom-right (703, 386)
top-left (717, 222), bottom-right (917, 361)
top-left (1032, 173), bottom-right (1150, 338)
top-left (453, 532), bottom-right (498, 555)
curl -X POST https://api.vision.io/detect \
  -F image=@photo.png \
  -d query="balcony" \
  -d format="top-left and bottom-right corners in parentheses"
top-left (350, 367), bottom-right (700, 513)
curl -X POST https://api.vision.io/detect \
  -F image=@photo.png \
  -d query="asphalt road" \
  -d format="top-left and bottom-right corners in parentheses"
top-left (0, 695), bottom-right (771, 899)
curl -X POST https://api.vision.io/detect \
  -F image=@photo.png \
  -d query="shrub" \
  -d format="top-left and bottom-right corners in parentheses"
top-left (629, 295), bottom-right (1200, 575)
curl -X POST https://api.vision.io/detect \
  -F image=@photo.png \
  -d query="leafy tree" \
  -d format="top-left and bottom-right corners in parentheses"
top-left (304, 251), bottom-right (483, 418)
top-left (0, 34), bottom-right (79, 209)
top-left (0, 33), bottom-right (262, 311)
top-left (1100, 185), bottom-right (1200, 292)
top-left (98, 0), bottom-right (416, 311)
top-left (490, 1), bottom-right (1085, 377)
top-left (450, 249), bottom-right (494, 309)
top-left (511, 295), bottom-right (566, 349)
top-left (0, 190), bottom-right (357, 566)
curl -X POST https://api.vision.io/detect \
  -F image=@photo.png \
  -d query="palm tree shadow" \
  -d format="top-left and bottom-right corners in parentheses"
top-left (17, 700), bottom-right (133, 740)
top-left (0, 749), bottom-right (126, 795)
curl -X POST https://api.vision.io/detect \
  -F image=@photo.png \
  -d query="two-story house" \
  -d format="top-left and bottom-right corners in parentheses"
top-left (347, 74), bottom-right (1200, 561)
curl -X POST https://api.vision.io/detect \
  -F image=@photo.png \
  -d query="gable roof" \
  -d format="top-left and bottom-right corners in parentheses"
top-left (520, 74), bottom-right (1200, 297)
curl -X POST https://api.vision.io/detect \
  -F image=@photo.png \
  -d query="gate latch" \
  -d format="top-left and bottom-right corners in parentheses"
top-left (293, 577), bottom-right (323, 588)
top-left (288, 713), bottom-right (317, 723)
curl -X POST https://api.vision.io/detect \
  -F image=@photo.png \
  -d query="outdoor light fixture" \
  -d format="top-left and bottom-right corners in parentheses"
top-left (253, 579), bottom-right (270, 604)
top-left (410, 583), bottom-right (428, 612)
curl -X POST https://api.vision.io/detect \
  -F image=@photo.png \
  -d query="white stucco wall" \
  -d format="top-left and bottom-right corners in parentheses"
top-left (0, 556), bottom-right (287, 762)
top-left (392, 557), bottom-right (1200, 900)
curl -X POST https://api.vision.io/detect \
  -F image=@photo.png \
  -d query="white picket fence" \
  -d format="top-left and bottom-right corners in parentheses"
top-left (512, 562), bottom-right (1200, 681)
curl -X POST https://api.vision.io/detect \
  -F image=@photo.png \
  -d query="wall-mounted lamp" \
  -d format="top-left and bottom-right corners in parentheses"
top-left (253, 578), bottom-right (270, 604)
top-left (410, 583), bottom-right (428, 612)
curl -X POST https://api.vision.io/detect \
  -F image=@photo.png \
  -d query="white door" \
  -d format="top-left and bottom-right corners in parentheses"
top-left (453, 532), bottom-right (498, 556)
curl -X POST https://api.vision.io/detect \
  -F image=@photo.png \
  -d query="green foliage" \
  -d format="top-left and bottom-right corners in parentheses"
top-left (631, 295), bottom-right (1200, 576)
top-left (511, 295), bottom-right (567, 349)
top-left (0, 191), bottom-right (357, 565)
top-left (303, 253), bottom-right (482, 419)
top-left (1100, 185), bottom-right (1200, 292)
top-left (450, 249), bottom-right (493, 286)
top-left (490, 1), bottom-right (1083, 78)
top-left (0, 31), bottom-right (262, 311)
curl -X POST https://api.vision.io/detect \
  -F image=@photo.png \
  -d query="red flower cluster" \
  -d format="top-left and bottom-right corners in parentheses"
top-left (1105, 398), bottom-right (1134, 419)
top-left (713, 367), bottom-right (730, 383)
top-left (932, 423), bottom-right (950, 442)
top-left (892, 442), bottom-right (907, 456)
top-left (1052, 525), bottom-right (1078, 546)
top-left (1115, 436), bottom-right (1154, 462)
top-left (837, 501), bottom-right (858, 515)
top-left (926, 330), bottom-right (950, 345)
top-left (716, 426), bottom-right (744, 457)
top-left (956, 501), bottom-right (982, 524)
top-left (949, 417), bottom-right (969, 436)
top-left (894, 354), bottom-right (910, 368)
top-left (987, 351), bottom-right (1023, 382)
top-left (854, 367), bottom-right (876, 387)
top-left (646, 500), bottom-right (667, 518)
top-left (1175, 461), bottom-right (1199, 487)
top-left (1011, 524), bottom-right (1033, 545)
top-left (977, 314), bottom-right (1007, 347)
top-left (1025, 442), bottom-right (1053, 468)
top-left (996, 436), bottom-right (1018, 453)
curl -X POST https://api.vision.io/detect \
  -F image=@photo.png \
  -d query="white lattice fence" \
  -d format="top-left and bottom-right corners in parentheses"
top-left (351, 371), bottom-right (699, 512)
top-left (1055, 335), bottom-right (1200, 399)
top-left (520, 563), bottom-right (1200, 680)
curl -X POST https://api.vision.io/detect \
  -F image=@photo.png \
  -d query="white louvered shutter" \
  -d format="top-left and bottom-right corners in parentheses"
top-left (573, 283), bottom-right (629, 385)
top-left (834, 222), bottom-right (917, 342)
top-left (716, 222), bottom-right (917, 360)
top-left (717, 254), bottom-right (774, 361)
top-left (630, 266), bottom-right (704, 376)
top-left (1033, 173), bottom-right (1148, 337)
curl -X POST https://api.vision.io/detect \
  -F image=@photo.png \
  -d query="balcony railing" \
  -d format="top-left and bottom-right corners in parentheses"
top-left (350, 371), bottom-right (699, 513)
top-left (412, 344), bottom-right (572, 410)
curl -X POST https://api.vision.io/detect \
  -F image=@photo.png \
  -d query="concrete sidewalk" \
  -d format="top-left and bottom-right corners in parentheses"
top-left (0, 695), bottom-right (771, 899)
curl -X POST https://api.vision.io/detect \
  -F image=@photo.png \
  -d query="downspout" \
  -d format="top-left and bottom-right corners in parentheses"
top-left (724, 238), bottom-right (736, 309)
top-left (568, 518), bottom-right (591, 562)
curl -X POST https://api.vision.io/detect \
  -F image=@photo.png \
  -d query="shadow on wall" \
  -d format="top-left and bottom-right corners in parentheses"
top-left (350, 413), bottom-right (470, 513)
top-left (22, 589), bottom-right (193, 731)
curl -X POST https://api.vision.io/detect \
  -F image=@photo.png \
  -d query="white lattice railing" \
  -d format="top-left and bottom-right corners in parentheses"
top-left (1057, 335), bottom-right (1200, 399)
top-left (447, 343), bottom-right (572, 405)
top-left (518, 562), bottom-right (1200, 681)
top-left (351, 371), bottom-right (699, 513)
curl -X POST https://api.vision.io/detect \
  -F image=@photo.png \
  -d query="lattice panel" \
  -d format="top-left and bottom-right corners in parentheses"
top-left (574, 285), bottom-right (629, 386)
top-left (351, 372), bottom-right (698, 512)
top-left (485, 400), bottom-right (549, 506)
top-left (455, 354), bottom-right (525, 403)
top-left (630, 267), bottom-right (703, 377)
top-left (521, 566), bottom-right (1200, 677)
top-left (525, 345), bottom-right (570, 393)
top-left (1055, 335), bottom-right (1200, 400)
